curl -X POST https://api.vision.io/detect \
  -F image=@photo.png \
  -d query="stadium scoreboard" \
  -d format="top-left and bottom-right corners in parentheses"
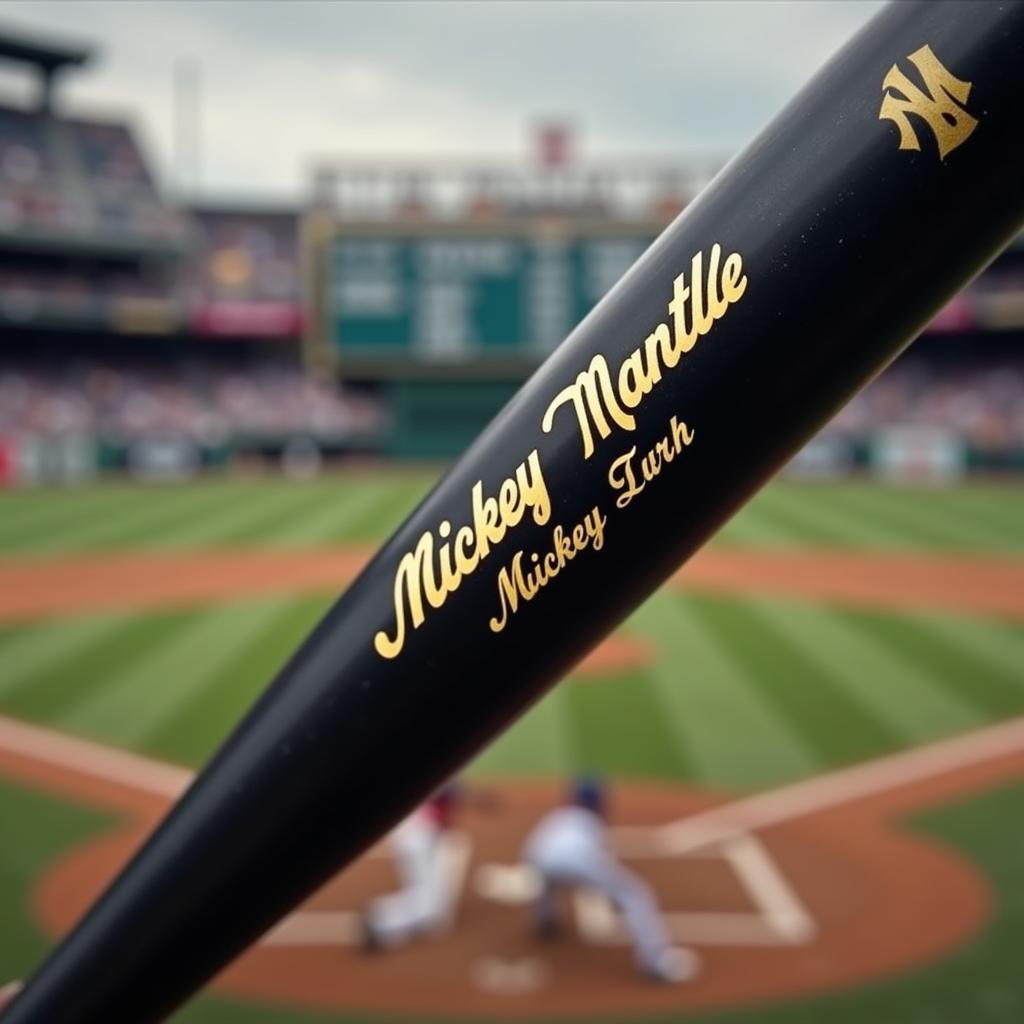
top-left (303, 217), bottom-right (664, 456)
top-left (308, 220), bottom-right (661, 375)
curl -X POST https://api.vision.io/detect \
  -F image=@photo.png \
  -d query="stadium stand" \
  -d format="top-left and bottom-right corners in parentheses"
top-left (0, 105), bottom-right (64, 228)
top-left (0, 354), bottom-right (384, 484)
top-left (0, 25), bottom-right (373, 484)
top-left (0, 358), bottom-right (380, 441)
top-left (0, 100), bottom-right (187, 246)
top-left (0, 23), bottom-right (1022, 484)
top-left (831, 359), bottom-right (1024, 459)
top-left (0, 26), bottom-right (188, 343)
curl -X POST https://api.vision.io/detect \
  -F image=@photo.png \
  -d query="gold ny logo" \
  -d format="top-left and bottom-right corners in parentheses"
top-left (879, 44), bottom-right (977, 159)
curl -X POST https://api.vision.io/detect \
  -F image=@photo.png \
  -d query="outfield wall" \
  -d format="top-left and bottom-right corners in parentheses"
top-left (3, 426), bottom-right (1023, 488)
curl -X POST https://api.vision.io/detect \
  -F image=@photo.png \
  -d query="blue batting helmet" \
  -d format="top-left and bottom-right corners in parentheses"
top-left (571, 775), bottom-right (606, 814)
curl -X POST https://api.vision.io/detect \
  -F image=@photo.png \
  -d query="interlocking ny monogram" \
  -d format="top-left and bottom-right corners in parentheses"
top-left (879, 44), bottom-right (977, 159)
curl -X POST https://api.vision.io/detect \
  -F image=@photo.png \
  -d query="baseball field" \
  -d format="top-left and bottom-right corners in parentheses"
top-left (2, 472), bottom-right (1023, 1022)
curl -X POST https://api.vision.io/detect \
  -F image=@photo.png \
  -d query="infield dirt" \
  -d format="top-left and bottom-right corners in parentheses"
top-left (3, 718), bottom-right (1019, 1017)
top-left (1, 546), bottom-right (1022, 626)
top-left (3, 542), bottom-right (1022, 1014)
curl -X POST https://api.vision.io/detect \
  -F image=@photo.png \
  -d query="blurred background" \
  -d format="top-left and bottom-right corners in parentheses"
top-left (0, 3), bottom-right (1022, 1023)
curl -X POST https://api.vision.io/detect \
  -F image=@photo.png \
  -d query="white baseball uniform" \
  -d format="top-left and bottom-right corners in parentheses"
top-left (523, 805), bottom-right (680, 977)
top-left (367, 801), bottom-right (453, 947)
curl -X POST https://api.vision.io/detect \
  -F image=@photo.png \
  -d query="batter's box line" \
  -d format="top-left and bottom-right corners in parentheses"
top-left (575, 831), bottom-right (815, 948)
top-left (475, 830), bottom-right (815, 949)
top-left (10, 712), bottom-right (1022, 951)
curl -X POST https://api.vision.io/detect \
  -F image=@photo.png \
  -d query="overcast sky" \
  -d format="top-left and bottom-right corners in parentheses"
top-left (0, 1), bottom-right (882, 202)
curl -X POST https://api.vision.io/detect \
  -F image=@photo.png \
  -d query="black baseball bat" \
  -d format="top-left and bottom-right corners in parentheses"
top-left (6, 2), bottom-right (1024, 1020)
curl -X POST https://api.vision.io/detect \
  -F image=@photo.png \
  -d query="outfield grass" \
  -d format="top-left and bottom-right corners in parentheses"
top-left (2, 476), bottom-right (1022, 788)
top-left (1, 474), bottom-right (1022, 1021)
top-left (1, 475), bottom-right (1023, 556)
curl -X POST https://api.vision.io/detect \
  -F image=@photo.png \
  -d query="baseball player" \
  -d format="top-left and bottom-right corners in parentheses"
top-left (522, 777), bottom-right (699, 983)
top-left (362, 785), bottom-right (459, 949)
top-left (361, 781), bottom-right (499, 949)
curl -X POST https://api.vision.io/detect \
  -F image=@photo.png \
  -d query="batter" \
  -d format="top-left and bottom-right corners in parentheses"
top-left (523, 777), bottom-right (699, 983)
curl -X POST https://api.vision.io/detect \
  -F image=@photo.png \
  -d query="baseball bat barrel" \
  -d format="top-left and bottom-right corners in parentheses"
top-left (6, 1), bottom-right (1024, 1020)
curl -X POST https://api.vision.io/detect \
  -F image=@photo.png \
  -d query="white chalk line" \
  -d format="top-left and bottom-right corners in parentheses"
top-left (4, 713), bottom-right (1024, 949)
top-left (620, 714), bottom-right (1024, 858)
top-left (479, 833), bottom-right (814, 948)
top-left (724, 834), bottom-right (815, 943)
top-left (570, 829), bottom-right (814, 949)
top-left (0, 714), bottom-right (192, 800)
top-left (5, 712), bottom-right (1023, 827)
top-left (470, 955), bottom-right (548, 995)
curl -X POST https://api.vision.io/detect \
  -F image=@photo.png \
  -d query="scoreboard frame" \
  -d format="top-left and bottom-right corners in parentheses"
top-left (302, 213), bottom-right (670, 382)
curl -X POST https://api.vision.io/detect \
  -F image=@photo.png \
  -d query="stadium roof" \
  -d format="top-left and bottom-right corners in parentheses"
top-left (0, 24), bottom-right (92, 75)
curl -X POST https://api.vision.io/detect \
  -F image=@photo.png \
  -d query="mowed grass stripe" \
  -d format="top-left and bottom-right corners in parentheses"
top-left (862, 611), bottom-right (1024, 715)
top-left (5, 484), bottom-right (248, 554)
top-left (860, 485), bottom-right (1024, 550)
top-left (0, 610), bottom-right (202, 724)
top-left (0, 487), bottom-right (149, 543)
top-left (562, 659), bottom-right (692, 780)
top-left (739, 486), bottom-right (871, 548)
top-left (4, 476), bottom-right (1020, 554)
top-left (832, 486), bottom-right (1012, 551)
top-left (472, 686), bottom-right (577, 778)
top-left (751, 599), bottom-right (987, 743)
top-left (919, 489), bottom-right (1024, 550)
top-left (144, 486), bottom-right (312, 548)
top-left (692, 595), bottom-right (904, 767)
top-left (145, 597), bottom-right (330, 766)
top-left (630, 593), bottom-right (820, 789)
top-left (180, 486), bottom-right (336, 547)
top-left (0, 614), bottom-right (133, 700)
top-left (55, 599), bottom-right (300, 748)
top-left (0, 485), bottom-right (217, 551)
top-left (953, 492), bottom-right (1024, 546)
top-left (0, 490), bottom-right (180, 554)
top-left (328, 479), bottom-right (436, 543)
top-left (266, 483), bottom-right (393, 545)
top-left (96, 481), bottom-right (368, 550)
top-left (714, 494), bottom-right (806, 547)
top-left (907, 613), bottom-right (1024, 690)
top-left (752, 484), bottom-right (919, 548)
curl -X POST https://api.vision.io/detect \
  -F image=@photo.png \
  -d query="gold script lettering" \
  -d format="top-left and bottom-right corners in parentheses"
top-left (543, 245), bottom-right (744, 458)
top-left (607, 415), bottom-right (695, 510)
top-left (541, 354), bottom-right (635, 460)
top-left (490, 506), bottom-right (608, 633)
top-left (375, 448), bottom-right (551, 658)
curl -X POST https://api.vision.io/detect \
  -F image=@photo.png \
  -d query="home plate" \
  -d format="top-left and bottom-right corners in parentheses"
top-left (471, 955), bottom-right (548, 994)
top-left (474, 863), bottom-right (542, 904)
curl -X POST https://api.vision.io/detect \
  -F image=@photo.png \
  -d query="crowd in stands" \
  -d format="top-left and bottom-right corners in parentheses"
top-left (0, 105), bottom-right (79, 232)
top-left (1, 357), bottom-right (1021, 455)
top-left (0, 94), bottom-right (302, 329)
top-left (2, 75), bottom-right (1023, 467)
top-left (0, 103), bottom-right (184, 241)
top-left (0, 263), bottom-right (175, 323)
top-left (830, 360), bottom-right (1024, 453)
top-left (0, 97), bottom-right (303, 332)
top-left (0, 361), bottom-right (383, 442)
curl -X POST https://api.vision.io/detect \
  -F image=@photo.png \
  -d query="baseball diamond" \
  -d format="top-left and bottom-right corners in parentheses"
top-left (2, 5), bottom-right (1024, 1021)
top-left (2, 474), bottom-right (1024, 1023)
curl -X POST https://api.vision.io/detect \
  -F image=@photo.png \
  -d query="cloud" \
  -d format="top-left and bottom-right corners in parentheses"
top-left (0, 1), bottom-right (882, 200)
